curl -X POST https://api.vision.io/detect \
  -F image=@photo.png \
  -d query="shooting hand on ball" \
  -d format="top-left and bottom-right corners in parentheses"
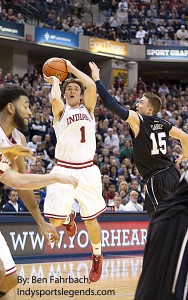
top-left (61, 58), bottom-right (72, 72)
top-left (43, 75), bottom-right (60, 85)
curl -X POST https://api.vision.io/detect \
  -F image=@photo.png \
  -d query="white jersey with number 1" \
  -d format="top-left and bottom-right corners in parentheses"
top-left (53, 104), bottom-right (96, 163)
top-left (44, 103), bottom-right (106, 220)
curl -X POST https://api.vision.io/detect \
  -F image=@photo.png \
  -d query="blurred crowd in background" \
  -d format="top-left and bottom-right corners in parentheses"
top-left (0, 0), bottom-right (188, 44)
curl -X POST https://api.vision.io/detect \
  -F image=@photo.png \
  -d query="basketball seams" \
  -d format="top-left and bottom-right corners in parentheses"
top-left (46, 62), bottom-right (67, 74)
top-left (46, 67), bottom-right (67, 74)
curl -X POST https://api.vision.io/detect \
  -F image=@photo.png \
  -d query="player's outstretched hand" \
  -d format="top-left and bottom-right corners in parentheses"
top-left (175, 154), bottom-right (188, 164)
top-left (89, 62), bottom-right (100, 82)
top-left (58, 175), bottom-right (78, 189)
top-left (38, 221), bottom-right (60, 245)
top-left (0, 144), bottom-right (35, 160)
top-left (43, 74), bottom-right (60, 85)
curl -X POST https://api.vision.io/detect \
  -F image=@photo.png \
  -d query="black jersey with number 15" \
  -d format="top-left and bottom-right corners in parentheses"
top-left (132, 114), bottom-right (174, 180)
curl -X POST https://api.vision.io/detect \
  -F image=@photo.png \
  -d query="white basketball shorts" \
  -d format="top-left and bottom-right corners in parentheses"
top-left (44, 163), bottom-right (106, 220)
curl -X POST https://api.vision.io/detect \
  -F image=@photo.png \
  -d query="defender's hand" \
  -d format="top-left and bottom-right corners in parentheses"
top-left (89, 62), bottom-right (100, 82)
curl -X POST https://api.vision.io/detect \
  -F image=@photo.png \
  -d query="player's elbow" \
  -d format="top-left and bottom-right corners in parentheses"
top-left (180, 134), bottom-right (188, 141)
top-left (50, 97), bottom-right (59, 104)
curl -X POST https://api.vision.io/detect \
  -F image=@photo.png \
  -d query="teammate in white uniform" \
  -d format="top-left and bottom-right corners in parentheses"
top-left (0, 86), bottom-right (78, 300)
top-left (44, 59), bottom-right (106, 283)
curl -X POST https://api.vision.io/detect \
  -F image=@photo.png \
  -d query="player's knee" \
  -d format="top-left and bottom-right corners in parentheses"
top-left (9, 272), bottom-right (18, 289)
top-left (0, 260), bottom-right (5, 282)
top-left (84, 218), bottom-right (98, 229)
top-left (0, 268), bottom-right (5, 282)
top-left (0, 272), bottom-right (17, 293)
top-left (49, 218), bottom-right (64, 228)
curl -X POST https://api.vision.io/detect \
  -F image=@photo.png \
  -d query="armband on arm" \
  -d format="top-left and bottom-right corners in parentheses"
top-left (95, 80), bottom-right (129, 120)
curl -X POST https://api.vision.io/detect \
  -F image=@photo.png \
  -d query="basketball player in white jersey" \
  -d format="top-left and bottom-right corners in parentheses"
top-left (43, 59), bottom-right (106, 283)
top-left (0, 86), bottom-right (78, 300)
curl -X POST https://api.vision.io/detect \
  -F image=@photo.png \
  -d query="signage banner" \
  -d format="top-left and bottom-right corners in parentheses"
top-left (35, 27), bottom-right (78, 47)
top-left (88, 37), bottom-right (128, 56)
top-left (1, 220), bottom-right (148, 257)
top-left (146, 46), bottom-right (188, 59)
top-left (0, 20), bottom-right (24, 38)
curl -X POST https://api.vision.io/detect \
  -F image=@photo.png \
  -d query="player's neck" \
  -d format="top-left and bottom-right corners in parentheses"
top-left (0, 116), bottom-right (15, 138)
top-left (70, 104), bottom-right (80, 108)
top-left (144, 112), bottom-right (154, 116)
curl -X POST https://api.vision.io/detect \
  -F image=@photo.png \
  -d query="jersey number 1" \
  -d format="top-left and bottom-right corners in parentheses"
top-left (80, 126), bottom-right (86, 143)
top-left (150, 132), bottom-right (167, 155)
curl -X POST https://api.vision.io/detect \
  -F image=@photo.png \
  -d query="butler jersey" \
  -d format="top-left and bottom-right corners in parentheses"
top-left (0, 127), bottom-right (22, 175)
top-left (132, 114), bottom-right (173, 180)
top-left (53, 104), bottom-right (96, 162)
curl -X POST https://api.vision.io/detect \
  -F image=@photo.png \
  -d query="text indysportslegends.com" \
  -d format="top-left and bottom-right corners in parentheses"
top-left (17, 288), bottom-right (115, 298)
top-left (17, 276), bottom-right (115, 298)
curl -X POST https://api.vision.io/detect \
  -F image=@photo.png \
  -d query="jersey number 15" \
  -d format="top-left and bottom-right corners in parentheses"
top-left (150, 132), bottom-right (167, 155)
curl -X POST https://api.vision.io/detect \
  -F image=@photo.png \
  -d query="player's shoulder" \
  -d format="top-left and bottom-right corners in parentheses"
top-left (80, 103), bottom-right (95, 119)
top-left (80, 103), bottom-right (87, 110)
top-left (157, 117), bottom-right (173, 131)
top-left (141, 114), bottom-right (172, 125)
top-left (159, 118), bottom-right (172, 126)
top-left (13, 128), bottom-right (24, 137)
top-left (13, 129), bottom-right (26, 145)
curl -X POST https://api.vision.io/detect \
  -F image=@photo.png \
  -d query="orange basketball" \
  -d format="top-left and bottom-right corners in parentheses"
top-left (42, 57), bottom-right (68, 82)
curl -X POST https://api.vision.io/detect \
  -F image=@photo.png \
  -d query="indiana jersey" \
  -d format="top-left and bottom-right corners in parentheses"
top-left (53, 104), bottom-right (96, 162)
top-left (132, 114), bottom-right (173, 180)
top-left (0, 127), bottom-right (22, 175)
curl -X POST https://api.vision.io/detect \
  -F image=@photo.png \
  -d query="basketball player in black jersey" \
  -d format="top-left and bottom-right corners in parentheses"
top-left (89, 62), bottom-right (188, 214)
top-left (134, 168), bottom-right (188, 300)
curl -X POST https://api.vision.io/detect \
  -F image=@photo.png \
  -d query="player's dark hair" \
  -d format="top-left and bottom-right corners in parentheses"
top-left (0, 86), bottom-right (28, 111)
top-left (144, 92), bottom-right (162, 114)
top-left (63, 78), bottom-right (85, 95)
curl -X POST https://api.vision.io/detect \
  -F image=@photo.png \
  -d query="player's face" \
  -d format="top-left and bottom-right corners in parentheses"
top-left (64, 83), bottom-right (83, 107)
top-left (13, 96), bottom-right (32, 130)
top-left (136, 96), bottom-right (152, 115)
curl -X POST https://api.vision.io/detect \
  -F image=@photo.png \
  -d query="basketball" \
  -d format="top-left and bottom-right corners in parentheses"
top-left (42, 57), bottom-right (68, 82)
